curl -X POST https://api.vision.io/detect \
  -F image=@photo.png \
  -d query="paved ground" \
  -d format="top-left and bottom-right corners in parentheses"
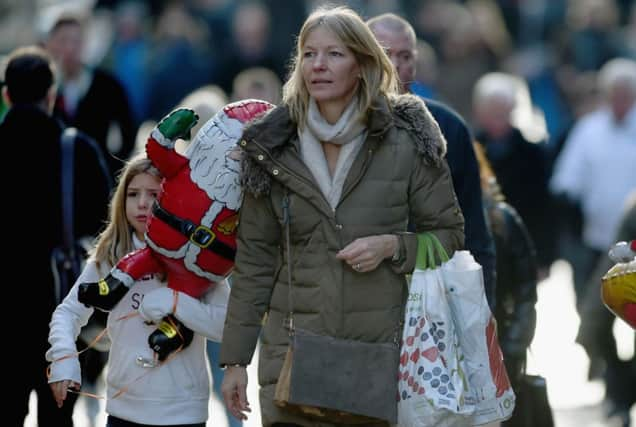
top-left (555, 403), bottom-right (635, 427)
top-left (26, 261), bottom-right (635, 426)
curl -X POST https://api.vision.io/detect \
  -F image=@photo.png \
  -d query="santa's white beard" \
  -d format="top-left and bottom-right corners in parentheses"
top-left (190, 146), bottom-right (243, 210)
top-left (187, 111), bottom-right (245, 210)
top-left (209, 171), bottom-right (243, 211)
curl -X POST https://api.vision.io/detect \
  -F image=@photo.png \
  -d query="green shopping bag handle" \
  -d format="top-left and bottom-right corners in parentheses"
top-left (428, 233), bottom-right (450, 262)
top-left (415, 233), bottom-right (433, 270)
top-left (416, 232), bottom-right (450, 270)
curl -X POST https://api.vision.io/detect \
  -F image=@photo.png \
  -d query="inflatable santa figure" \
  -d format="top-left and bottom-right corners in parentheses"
top-left (79, 100), bottom-right (274, 359)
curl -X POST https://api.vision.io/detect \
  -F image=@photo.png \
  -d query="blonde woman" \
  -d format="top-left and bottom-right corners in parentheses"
top-left (219, 6), bottom-right (464, 425)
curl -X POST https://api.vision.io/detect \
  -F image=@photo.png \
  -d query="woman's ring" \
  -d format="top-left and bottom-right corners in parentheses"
top-left (354, 263), bottom-right (361, 271)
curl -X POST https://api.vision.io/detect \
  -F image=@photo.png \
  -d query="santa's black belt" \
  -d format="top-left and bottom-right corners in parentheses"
top-left (152, 203), bottom-right (235, 261)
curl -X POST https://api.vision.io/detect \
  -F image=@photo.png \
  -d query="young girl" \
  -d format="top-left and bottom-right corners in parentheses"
top-left (47, 154), bottom-right (230, 427)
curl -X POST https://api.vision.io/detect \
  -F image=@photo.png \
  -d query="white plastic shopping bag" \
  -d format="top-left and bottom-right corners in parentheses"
top-left (397, 235), bottom-right (474, 427)
top-left (438, 245), bottom-right (516, 425)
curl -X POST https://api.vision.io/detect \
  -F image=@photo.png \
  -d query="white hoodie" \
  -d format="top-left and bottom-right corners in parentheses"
top-left (46, 236), bottom-right (230, 425)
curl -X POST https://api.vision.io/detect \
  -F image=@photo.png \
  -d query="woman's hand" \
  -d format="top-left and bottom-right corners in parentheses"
top-left (221, 366), bottom-right (251, 420)
top-left (49, 380), bottom-right (79, 408)
top-left (336, 234), bottom-right (398, 273)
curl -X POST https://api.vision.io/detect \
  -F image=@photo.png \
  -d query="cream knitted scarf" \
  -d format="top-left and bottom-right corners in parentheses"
top-left (299, 97), bottom-right (367, 209)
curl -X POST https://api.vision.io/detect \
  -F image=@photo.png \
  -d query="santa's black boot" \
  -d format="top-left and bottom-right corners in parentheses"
top-left (148, 315), bottom-right (194, 361)
top-left (78, 274), bottom-right (129, 311)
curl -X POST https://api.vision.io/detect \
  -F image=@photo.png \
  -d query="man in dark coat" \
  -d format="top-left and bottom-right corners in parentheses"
top-left (368, 14), bottom-right (497, 308)
top-left (45, 14), bottom-right (137, 177)
top-left (1, 45), bottom-right (111, 426)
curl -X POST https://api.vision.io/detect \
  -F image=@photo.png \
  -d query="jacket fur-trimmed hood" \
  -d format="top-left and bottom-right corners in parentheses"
top-left (240, 93), bottom-right (447, 197)
top-left (389, 93), bottom-right (447, 162)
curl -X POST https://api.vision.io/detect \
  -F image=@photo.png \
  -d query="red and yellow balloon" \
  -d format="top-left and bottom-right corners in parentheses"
top-left (601, 240), bottom-right (636, 329)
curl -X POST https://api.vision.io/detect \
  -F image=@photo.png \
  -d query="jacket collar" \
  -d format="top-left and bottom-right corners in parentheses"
top-left (239, 93), bottom-right (446, 199)
top-left (241, 96), bottom-right (393, 152)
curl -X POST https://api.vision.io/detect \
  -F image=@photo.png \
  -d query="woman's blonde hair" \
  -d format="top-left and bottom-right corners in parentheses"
top-left (282, 5), bottom-right (399, 125)
top-left (90, 154), bottom-right (161, 268)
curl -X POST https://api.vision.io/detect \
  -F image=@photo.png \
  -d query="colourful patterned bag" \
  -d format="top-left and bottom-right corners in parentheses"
top-left (398, 234), bottom-right (474, 427)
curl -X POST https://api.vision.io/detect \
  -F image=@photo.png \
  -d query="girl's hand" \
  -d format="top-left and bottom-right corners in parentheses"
top-left (221, 366), bottom-right (251, 420)
top-left (336, 234), bottom-right (398, 273)
top-left (49, 380), bottom-right (80, 408)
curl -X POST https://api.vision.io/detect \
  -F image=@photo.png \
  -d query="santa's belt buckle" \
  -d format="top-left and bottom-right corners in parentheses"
top-left (190, 225), bottom-right (216, 248)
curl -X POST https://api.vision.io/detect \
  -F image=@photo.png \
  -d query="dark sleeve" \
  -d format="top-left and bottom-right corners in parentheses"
top-left (500, 203), bottom-right (538, 357)
top-left (220, 190), bottom-right (281, 365)
top-left (426, 99), bottom-right (497, 310)
top-left (407, 157), bottom-right (465, 273)
top-left (73, 133), bottom-right (113, 238)
top-left (451, 129), bottom-right (497, 310)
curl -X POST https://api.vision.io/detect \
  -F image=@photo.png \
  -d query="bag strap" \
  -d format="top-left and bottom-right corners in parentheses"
top-left (60, 127), bottom-right (77, 252)
top-left (429, 233), bottom-right (450, 262)
top-left (60, 128), bottom-right (114, 253)
top-left (416, 232), bottom-right (450, 270)
top-left (282, 190), bottom-right (295, 334)
top-left (416, 234), bottom-right (433, 270)
top-left (81, 130), bottom-right (115, 190)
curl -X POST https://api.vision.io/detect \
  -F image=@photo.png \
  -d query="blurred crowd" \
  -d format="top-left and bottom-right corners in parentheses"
top-left (1, 0), bottom-right (634, 426)
top-left (0, 0), bottom-right (633, 128)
